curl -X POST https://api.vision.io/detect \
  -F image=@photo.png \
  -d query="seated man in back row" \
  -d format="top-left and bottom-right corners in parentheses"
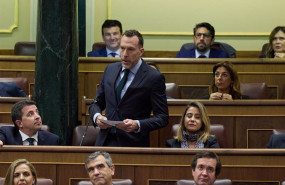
top-left (0, 100), bottom-right (61, 146)
top-left (87, 19), bottom-right (123, 57)
top-left (176, 22), bottom-right (230, 58)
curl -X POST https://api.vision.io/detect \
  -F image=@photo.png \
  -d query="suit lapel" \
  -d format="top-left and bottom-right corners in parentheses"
top-left (37, 131), bottom-right (44, 145)
top-left (189, 48), bottom-right (196, 58)
top-left (121, 60), bottom-right (147, 101)
top-left (15, 131), bottom-right (24, 145)
top-left (112, 63), bottom-right (123, 103)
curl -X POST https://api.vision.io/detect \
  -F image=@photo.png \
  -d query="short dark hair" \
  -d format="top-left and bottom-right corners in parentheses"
top-left (191, 151), bottom-right (221, 176)
top-left (11, 100), bottom-right (37, 127)
top-left (122, 30), bottom-right (144, 48)
top-left (101, 20), bottom-right (123, 35)
top-left (85, 151), bottom-right (113, 171)
top-left (193, 22), bottom-right (215, 39)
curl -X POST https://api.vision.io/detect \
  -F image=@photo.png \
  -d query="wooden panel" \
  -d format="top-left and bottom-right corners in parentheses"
top-left (0, 97), bottom-right (30, 123)
top-left (81, 99), bottom-right (285, 148)
top-left (1, 147), bottom-right (285, 185)
top-left (2, 56), bottom-right (285, 121)
top-left (0, 49), bottom-right (261, 58)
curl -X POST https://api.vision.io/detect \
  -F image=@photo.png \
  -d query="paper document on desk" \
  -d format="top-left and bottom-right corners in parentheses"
top-left (98, 119), bottom-right (123, 126)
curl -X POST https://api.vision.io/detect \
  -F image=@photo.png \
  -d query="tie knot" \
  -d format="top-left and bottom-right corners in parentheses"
top-left (27, 138), bottom-right (35, 145)
top-left (198, 55), bottom-right (206, 58)
top-left (123, 69), bottom-right (130, 75)
top-left (110, 52), bottom-right (117, 57)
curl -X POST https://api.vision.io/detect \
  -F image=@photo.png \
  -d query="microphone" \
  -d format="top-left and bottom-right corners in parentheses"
top-left (79, 117), bottom-right (90, 146)
top-left (80, 97), bottom-right (98, 146)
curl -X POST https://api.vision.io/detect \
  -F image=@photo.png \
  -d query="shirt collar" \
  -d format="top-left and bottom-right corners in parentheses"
top-left (106, 48), bottom-right (120, 57)
top-left (121, 58), bottom-right (142, 75)
top-left (19, 130), bottom-right (38, 142)
top-left (195, 49), bottom-right (210, 58)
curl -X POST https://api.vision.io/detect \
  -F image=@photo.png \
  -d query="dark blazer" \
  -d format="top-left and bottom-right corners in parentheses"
top-left (0, 82), bottom-right (27, 97)
top-left (0, 126), bottom-right (61, 145)
top-left (165, 136), bottom-right (220, 148)
top-left (87, 48), bottom-right (107, 57)
top-left (176, 48), bottom-right (229, 58)
top-left (89, 60), bottom-right (169, 147)
top-left (267, 134), bottom-right (285, 148)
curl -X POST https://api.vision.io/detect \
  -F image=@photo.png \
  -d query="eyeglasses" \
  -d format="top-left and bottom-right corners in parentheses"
top-left (195, 33), bottom-right (211, 38)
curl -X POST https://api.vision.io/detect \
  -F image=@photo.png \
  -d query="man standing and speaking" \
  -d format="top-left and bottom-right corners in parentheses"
top-left (89, 30), bottom-right (168, 147)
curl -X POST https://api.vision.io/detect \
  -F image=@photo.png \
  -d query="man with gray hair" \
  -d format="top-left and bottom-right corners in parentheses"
top-left (85, 151), bottom-right (115, 185)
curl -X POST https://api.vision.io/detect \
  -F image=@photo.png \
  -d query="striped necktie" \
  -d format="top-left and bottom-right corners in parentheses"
top-left (116, 69), bottom-right (130, 102)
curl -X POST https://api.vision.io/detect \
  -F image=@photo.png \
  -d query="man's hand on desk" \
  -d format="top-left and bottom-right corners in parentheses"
top-left (0, 140), bottom-right (3, 146)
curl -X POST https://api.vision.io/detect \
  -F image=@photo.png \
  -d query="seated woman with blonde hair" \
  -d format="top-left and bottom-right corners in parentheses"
top-left (3, 159), bottom-right (37, 185)
top-left (263, 26), bottom-right (285, 58)
top-left (202, 61), bottom-right (249, 100)
top-left (166, 101), bottom-right (219, 148)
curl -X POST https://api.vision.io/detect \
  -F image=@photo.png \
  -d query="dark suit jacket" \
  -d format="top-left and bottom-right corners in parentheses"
top-left (87, 48), bottom-right (107, 57)
top-left (267, 134), bottom-right (285, 148)
top-left (89, 60), bottom-right (169, 147)
top-left (176, 48), bottom-right (229, 58)
top-left (0, 82), bottom-right (27, 97)
top-left (165, 136), bottom-right (220, 148)
top-left (0, 126), bottom-right (61, 145)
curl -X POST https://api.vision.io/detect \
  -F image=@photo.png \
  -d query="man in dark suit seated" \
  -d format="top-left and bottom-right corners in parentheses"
top-left (176, 22), bottom-right (229, 58)
top-left (89, 30), bottom-right (169, 147)
top-left (0, 100), bottom-right (61, 146)
top-left (267, 134), bottom-right (285, 148)
top-left (0, 82), bottom-right (27, 97)
top-left (87, 20), bottom-right (122, 57)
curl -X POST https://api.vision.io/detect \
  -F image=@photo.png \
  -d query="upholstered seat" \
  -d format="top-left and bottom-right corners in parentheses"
top-left (240, 82), bottom-right (270, 99)
top-left (260, 43), bottom-right (269, 57)
top-left (273, 129), bottom-right (285, 135)
top-left (92, 42), bottom-right (106, 51)
top-left (177, 179), bottom-right (232, 185)
top-left (77, 179), bottom-right (132, 185)
top-left (179, 42), bottom-right (236, 58)
top-left (0, 178), bottom-right (53, 185)
top-left (166, 83), bottom-right (181, 99)
top-left (14, 42), bottom-right (36, 56)
top-left (72, 125), bottom-right (100, 146)
top-left (172, 124), bottom-right (228, 148)
top-left (0, 77), bottom-right (29, 95)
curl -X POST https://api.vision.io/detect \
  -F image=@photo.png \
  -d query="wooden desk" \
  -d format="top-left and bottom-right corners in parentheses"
top-left (82, 98), bottom-right (285, 148)
top-left (1, 56), bottom-right (285, 118)
top-left (0, 146), bottom-right (284, 185)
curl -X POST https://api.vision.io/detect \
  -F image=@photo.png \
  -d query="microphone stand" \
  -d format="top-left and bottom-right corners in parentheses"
top-left (79, 117), bottom-right (90, 146)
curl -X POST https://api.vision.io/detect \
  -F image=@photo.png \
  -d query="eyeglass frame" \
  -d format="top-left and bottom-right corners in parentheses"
top-left (194, 33), bottom-right (212, 39)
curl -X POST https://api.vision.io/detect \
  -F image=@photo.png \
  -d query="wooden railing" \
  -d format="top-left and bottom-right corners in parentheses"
top-left (0, 146), bottom-right (284, 185)
top-left (81, 98), bottom-right (285, 148)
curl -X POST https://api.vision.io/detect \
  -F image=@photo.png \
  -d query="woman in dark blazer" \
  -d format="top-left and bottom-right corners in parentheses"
top-left (201, 61), bottom-right (249, 100)
top-left (166, 101), bottom-right (219, 148)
